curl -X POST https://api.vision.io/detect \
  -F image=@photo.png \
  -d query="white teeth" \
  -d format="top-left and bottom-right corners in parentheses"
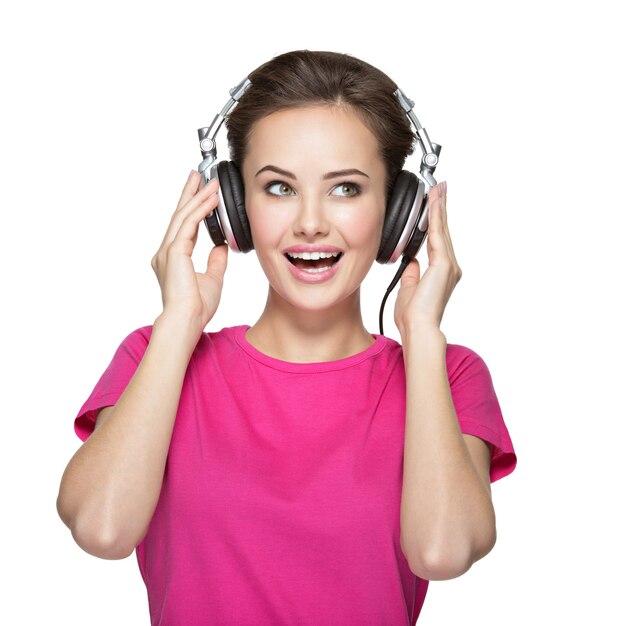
top-left (286, 251), bottom-right (340, 260)
top-left (301, 265), bottom-right (333, 273)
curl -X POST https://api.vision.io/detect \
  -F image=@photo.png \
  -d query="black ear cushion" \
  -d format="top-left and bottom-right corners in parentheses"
top-left (377, 170), bottom-right (419, 264)
top-left (216, 161), bottom-right (254, 253)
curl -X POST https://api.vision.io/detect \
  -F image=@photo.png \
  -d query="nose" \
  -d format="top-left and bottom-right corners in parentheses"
top-left (292, 194), bottom-right (330, 238)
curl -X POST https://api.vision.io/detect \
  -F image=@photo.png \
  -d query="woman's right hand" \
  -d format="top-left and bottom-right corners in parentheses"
top-left (151, 170), bottom-right (228, 330)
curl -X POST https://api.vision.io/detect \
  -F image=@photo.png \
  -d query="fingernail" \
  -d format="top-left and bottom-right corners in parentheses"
top-left (188, 169), bottom-right (195, 180)
top-left (442, 181), bottom-right (447, 195)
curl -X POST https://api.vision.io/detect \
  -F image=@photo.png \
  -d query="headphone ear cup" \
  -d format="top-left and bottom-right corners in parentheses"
top-left (216, 160), bottom-right (254, 253)
top-left (377, 170), bottom-right (419, 264)
top-left (203, 197), bottom-right (227, 248)
top-left (401, 186), bottom-right (429, 260)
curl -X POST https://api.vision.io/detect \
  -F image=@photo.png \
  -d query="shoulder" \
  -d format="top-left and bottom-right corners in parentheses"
top-left (445, 342), bottom-right (484, 364)
top-left (108, 325), bottom-right (154, 362)
top-left (199, 324), bottom-right (244, 347)
top-left (445, 343), bottom-right (493, 386)
top-left (121, 323), bottom-right (241, 353)
top-left (395, 336), bottom-right (489, 381)
top-left (192, 324), bottom-right (248, 362)
top-left (125, 324), bottom-right (154, 344)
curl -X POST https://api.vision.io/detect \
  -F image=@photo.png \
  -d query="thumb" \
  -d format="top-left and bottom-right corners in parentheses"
top-left (205, 244), bottom-right (228, 280)
top-left (399, 258), bottom-right (420, 287)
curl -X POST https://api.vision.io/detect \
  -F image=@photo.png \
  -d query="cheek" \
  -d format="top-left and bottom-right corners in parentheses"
top-left (339, 207), bottom-right (385, 252)
top-left (245, 198), bottom-right (283, 248)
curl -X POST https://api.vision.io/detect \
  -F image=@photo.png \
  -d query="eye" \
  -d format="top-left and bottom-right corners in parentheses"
top-left (265, 181), bottom-right (295, 196)
top-left (330, 182), bottom-right (361, 197)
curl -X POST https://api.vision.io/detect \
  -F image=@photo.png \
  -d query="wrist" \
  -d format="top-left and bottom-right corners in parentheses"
top-left (153, 310), bottom-right (206, 345)
top-left (400, 324), bottom-right (446, 345)
top-left (401, 327), bottom-right (447, 367)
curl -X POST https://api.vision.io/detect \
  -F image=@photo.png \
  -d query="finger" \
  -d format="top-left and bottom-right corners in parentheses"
top-left (438, 182), bottom-right (455, 253)
top-left (169, 190), bottom-right (221, 253)
top-left (175, 170), bottom-right (204, 211)
top-left (426, 183), bottom-right (459, 275)
top-left (424, 184), bottom-right (446, 254)
top-left (399, 258), bottom-right (420, 287)
top-left (437, 182), bottom-right (453, 246)
top-left (429, 184), bottom-right (444, 231)
top-left (176, 170), bottom-right (213, 211)
top-left (437, 183), bottom-right (462, 275)
top-left (160, 178), bottom-right (220, 250)
top-left (175, 174), bottom-right (219, 217)
top-left (205, 243), bottom-right (229, 281)
top-left (154, 192), bottom-right (219, 269)
top-left (440, 181), bottom-right (447, 225)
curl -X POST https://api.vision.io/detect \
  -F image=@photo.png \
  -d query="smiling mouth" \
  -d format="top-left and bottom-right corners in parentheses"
top-left (284, 253), bottom-right (343, 271)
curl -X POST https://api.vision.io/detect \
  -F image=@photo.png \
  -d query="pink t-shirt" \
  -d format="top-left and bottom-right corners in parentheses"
top-left (74, 324), bottom-right (516, 625)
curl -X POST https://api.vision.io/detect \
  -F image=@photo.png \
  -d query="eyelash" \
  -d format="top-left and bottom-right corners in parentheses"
top-left (264, 180), bottom-right (362, 198)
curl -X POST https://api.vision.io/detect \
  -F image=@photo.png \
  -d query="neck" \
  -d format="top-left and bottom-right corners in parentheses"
top-left (245, 286), bottom-right (375, 363)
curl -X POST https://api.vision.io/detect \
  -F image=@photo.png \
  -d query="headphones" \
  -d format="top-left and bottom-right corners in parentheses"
top-left (196, 74), bottom-right (441, 333)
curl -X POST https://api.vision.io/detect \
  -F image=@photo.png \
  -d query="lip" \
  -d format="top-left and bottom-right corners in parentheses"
top-left (282, 244), bottom-right (344, 254)
top-left (284, 251), bottom-right (343, 284)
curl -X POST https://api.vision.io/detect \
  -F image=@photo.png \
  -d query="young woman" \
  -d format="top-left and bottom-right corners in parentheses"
top-left (57, 50), bottom-right (517, 625)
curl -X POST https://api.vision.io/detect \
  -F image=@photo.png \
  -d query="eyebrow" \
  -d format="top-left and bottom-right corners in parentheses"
top-left (255, 164), bottom-right (369, 180)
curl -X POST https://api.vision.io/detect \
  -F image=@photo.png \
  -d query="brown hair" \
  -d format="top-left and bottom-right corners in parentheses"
top-left (225, 49), bottom-right (416, 204)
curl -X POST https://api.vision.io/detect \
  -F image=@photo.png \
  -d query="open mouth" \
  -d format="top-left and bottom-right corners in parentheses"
top-left (284, 252), bottom-right (343, 271)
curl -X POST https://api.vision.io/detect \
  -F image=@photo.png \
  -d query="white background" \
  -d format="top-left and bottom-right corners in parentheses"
top-left (2, 0), bottom-right (624, 623)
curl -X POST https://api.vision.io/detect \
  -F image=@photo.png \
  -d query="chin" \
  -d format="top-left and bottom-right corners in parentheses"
top-left (272, 282), bottom-right (362, 314)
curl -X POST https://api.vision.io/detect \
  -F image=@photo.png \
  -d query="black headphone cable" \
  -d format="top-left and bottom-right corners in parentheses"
top-left (378, 254), bottom-right (412, 336)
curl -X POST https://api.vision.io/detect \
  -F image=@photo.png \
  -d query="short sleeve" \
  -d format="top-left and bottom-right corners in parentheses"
top-left (446, 344), bottom-right (517, 483)
top-left (73, 326), bottom-right (154, 442)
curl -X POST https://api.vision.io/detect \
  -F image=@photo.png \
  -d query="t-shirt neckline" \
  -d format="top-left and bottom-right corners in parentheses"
top-left (233, 325), bottom-right (389, 373)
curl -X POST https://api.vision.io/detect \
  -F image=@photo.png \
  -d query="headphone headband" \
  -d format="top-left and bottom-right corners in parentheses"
top-left (197, 75), bottom-right (441, 190)
top-left (197, 77), bottom-right (253, 180)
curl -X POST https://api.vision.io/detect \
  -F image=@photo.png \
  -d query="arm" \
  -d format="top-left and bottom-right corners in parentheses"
top-left (57, 170), bottom-right (227, 560)
top-left (56, 313), bottom-right (203, 559)
top-left (399, 327), bottom-right (496, 581)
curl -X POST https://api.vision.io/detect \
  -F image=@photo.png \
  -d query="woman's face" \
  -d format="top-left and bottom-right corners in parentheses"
top-left (241, 104), bottom-right (387, 313)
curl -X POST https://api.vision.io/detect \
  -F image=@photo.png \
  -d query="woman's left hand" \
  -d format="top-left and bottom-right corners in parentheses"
top-left (393, 181), bottom-right (462, 337)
